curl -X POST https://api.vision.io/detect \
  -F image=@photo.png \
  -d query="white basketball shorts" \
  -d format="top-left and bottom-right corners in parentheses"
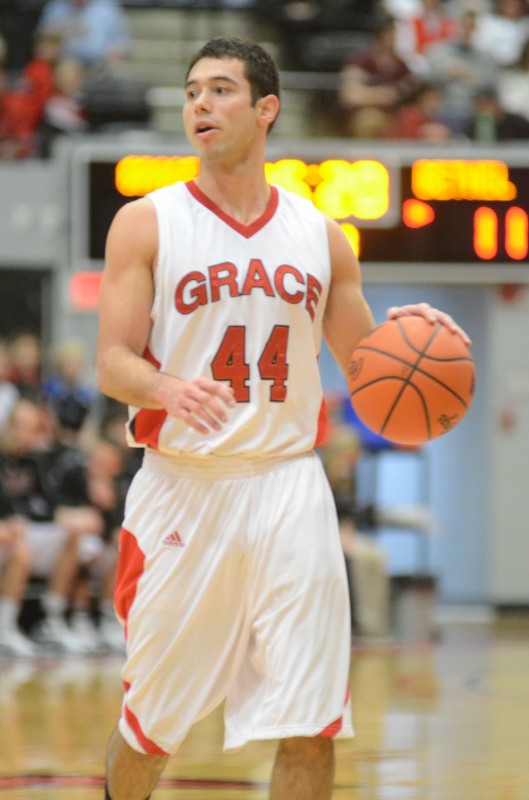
top-left (115, 450), bottom-right (354, 755)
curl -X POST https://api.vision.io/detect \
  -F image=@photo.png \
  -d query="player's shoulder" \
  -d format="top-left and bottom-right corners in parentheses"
top-left (145, 180), bottom-right (191, 214)
top-left (110, 195), bottom-right (156, 233)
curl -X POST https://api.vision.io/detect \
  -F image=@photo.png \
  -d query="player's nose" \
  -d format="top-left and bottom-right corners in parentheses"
top-left (193, 88), bottom-right (213, 113)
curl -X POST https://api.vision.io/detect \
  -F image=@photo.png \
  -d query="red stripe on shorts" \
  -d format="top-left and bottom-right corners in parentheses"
top-left (114, 528), bottom-right (145, 632)
top-left (318, 687), bottom-right (350, 737)
top-left (318, 714), bottom-right (343, 737)
top-left (314, 398), bottom-right (329, 448)
top-left (124, 701), bottom-right (169, 756)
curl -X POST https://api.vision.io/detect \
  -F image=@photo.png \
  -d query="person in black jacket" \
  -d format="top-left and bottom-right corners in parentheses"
top-left (0, 397), bottom-right (103, 654)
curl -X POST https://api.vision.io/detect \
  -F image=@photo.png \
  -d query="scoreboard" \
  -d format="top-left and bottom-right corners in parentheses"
top-left (68, 139), bottom-right (529, 284)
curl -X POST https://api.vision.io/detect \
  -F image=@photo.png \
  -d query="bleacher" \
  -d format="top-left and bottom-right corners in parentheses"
top-left (116, 3), bottom-right (379, 138)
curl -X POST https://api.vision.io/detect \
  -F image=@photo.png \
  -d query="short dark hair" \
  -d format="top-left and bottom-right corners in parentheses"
top-left (186, 38), bottom-right (281, 107)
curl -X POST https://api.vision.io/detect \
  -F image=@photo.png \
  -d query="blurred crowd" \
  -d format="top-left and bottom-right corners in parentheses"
top-left (336, 0), bottom-right (529, 140)
top-left (0, 0), bottom-right (136, 159)
top-left (0, 331), bottom-right (141, 659)
top-left (2, 0), bottom-right (529, 156)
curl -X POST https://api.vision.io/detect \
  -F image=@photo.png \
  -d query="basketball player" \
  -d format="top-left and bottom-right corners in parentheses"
top-left (96, 38), bottom-right (470, 800)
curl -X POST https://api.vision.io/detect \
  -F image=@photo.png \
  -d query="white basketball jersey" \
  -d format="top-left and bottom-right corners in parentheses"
top-left (127, 180), bottom-right (331, 458)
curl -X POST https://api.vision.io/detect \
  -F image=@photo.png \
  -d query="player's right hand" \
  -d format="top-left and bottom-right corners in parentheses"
top-left (164, 376), bottom-right (236, 435)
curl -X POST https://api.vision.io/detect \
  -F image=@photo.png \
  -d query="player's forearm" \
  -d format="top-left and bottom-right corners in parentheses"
top-left (96, 345), bottom-right (175, 409)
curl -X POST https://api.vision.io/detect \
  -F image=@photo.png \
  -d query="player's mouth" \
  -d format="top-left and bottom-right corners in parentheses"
top-left (195, 120), bottom-right (219, 138)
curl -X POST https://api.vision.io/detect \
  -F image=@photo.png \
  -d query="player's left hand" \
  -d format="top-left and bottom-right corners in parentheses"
top-left (386, 302), bottom-right (472, 346)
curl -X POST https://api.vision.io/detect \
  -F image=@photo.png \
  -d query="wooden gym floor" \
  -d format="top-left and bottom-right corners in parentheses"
top-left (0, 615), bottom-right (528, 800)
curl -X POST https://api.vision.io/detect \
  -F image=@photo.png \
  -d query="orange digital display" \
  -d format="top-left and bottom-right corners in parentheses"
top-left (115, 155), bottom-right (392, 222)
top-left (83, 152), bottom-right (529, 271)
top-left (411, 159), bottom-right (517, 201)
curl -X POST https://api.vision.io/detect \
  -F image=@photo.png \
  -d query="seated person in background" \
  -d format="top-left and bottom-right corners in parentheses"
top-left (320, 423), bottom-right (390, 641)
top-left (0, 397), bottom-right (103, 654)
top-left (0, 58), bottom-right (36, 159)
top-left (37, 0), bottom-right (132, 70)
top-left (424, 8), bottom-right (499, 134)
top-left (18, 29), bottom-right (63, 133)
top-left (497, 35), bottom-right (529, 122)
top-left (5, 332), bottom-right (43, 396)
top-left (463, 85), bottom-right (529, 140)
top-left (473, 0), bottom-right (529, 67)
top-left (38, 57), bottom-right (88, 156)
top-left (396, 0), bottom-right (457, 75)
top-left (0, 339), bottom-right (19, 436)
top-left (382, 80), bottom-right (453, 140)
top-left (338, 12), bottom-right (420, 138)
top-left (50, 434), bottom-right (127, 652)
top-left (43, 340), bottom-right (95, 438)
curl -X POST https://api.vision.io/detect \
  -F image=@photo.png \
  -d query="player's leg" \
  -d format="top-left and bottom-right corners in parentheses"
top-left (223, 454), bottom-right (353, 776)
top-left (105, 726), bottom-right (167, 800)
top-left (270, 737), bottom-right (335, 800)
top-left (106, 456), bottom-right (257, 788)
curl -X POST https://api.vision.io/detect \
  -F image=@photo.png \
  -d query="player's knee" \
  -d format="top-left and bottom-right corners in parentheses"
top-left (277, 735), bottom-right (334, 762)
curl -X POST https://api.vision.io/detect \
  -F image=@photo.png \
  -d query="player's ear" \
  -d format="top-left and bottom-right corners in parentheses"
top-left (257, 94), bottom-right (280, 129)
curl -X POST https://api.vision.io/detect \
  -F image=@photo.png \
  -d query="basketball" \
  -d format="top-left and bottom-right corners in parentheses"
top-left (347, 316), bottom-right (475, 446)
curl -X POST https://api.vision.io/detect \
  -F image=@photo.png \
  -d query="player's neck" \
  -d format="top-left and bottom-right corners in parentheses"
top-left (195, 165), bottom-right (271, 226)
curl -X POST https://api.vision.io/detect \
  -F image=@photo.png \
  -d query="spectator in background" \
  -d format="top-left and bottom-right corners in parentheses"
top-left (43, 340), bottom-right (95, 439)
top-left (497, 35), bottom-right (529, 122)
top-left (37, 0), bottom-right (132, 70)
top-left (0, 53), bottom-right (36, 159)
top-left (396, 0), bottom-right (457, 75)
top-left (473, 0), bottom-right (529, 67)
top-left (5, 332), bottom-right (42, 396)
top-left (424, 8), bottom-right (498, 134)
top-left (463, 85), bottom-right (529, 140)
top-left (382, 80), bottom-right (453, 140)
top-left (38, 57), bottom-right (87, 156)
top-left (50, 434), bottom-right (126, 652)
top-left (0, 397), bottom-right (103, 654)
top-left (320, 423), bottom-right (390, 641)
top-left (338, 13), bottom-right (420, 137)
top-left (19, 29), bottom-right (63, 132)
top-left (0, 339), bottom-right (19, 436)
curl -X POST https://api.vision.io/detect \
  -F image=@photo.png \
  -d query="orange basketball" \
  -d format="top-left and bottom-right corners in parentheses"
top-left (347, 316), bottom-right (475, 446)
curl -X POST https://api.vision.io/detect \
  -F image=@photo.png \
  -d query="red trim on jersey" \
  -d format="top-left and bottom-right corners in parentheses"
top-left (131, 408), bottom-right (168, 449)
top-left (143, 345), bottom-right (161, 369)
top-left (186, 181), bottom-right (279, 238)
top-left (314, 398), bottom-right (329, 448)
top-left (129, 347), bottom-right (167, 448)
top-left (124, 702), bottom-right (169, 756)
top-left (114, 527), bottom-right (146, 633)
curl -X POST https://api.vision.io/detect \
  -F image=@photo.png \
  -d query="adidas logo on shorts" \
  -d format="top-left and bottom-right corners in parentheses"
top-left (162, 531), bottom-right (185, 547)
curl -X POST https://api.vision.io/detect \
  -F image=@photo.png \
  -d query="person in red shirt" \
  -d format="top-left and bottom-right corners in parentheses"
top-left (398, 0), bottom-right (457, 74)
top-left (20, 30), bottom-right (63, 129)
